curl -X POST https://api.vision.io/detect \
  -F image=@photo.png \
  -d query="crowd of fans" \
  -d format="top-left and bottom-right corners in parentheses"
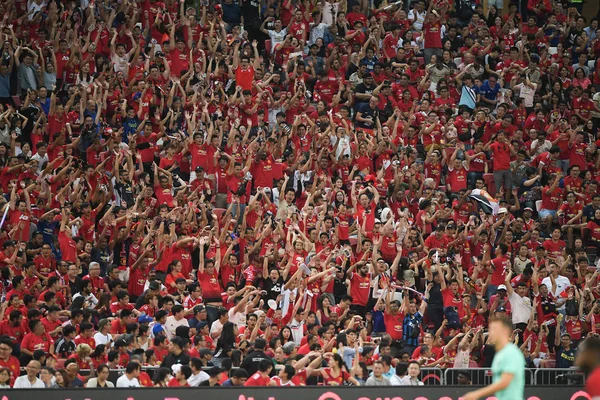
top-left (0, 0), bottom-right (599, 390)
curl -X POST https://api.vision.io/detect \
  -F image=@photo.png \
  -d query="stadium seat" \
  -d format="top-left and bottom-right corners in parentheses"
top-left (483, 173), bottom-right (496, 197)
top-left (417, 57), bottom-right (425, 68)
top-left (265, 40), bottom-right (272, 55)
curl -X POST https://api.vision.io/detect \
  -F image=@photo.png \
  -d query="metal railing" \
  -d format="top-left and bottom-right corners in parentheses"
top-left (418, 367), bottom-right (445, 385)
top-left (533, 368), bottom-right (585, 386)
top-left (24, 365), bottom-right (583, 386)
top-left (444, 368), bottom-right (535, 386)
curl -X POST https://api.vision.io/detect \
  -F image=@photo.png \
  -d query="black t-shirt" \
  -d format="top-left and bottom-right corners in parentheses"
top-left (262, 277), bottom-right (284, 303)
top-left (115, 180), bottom-right (134, 208)
top-left (556, 346), bottom-right (576, 369)
top-left (199, 380), bottom-right (221, 386)
top-left (162, 351), bottom-right (191, 370)
top-left (240, 351), bottom-right (272, 376)
top-left (354, 82), bottom-right (377, 101)
top-left (355, 103), bottom-right (378, 129)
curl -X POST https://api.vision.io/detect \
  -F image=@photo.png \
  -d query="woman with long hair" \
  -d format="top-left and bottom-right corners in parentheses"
top-left (153, 367), bottom-right (172, 387)
top-left (317, 295), bottom-right (333, 325)
top-left (85, 364), bottom-right (114, 388)
top-left (213, 322), bottom-right (238, 367)
top-left (90, 344), bottom-right (108, 365)
top-left (52, 369), bottom-right (70, 388)
top-left (278, 326), bottom-right (293, 344)
top-left (320, 353), bottom-right (360, 385)
top-left (136, 324), bottom-right (151, 350)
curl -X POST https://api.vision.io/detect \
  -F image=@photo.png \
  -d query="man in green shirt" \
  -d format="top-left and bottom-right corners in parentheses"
top-left (463, 316), bottom-right (525, 400)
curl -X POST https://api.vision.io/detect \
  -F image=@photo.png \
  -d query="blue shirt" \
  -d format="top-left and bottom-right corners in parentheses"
top-left (37, 219), bottom-right (59, 244)
top-left (402, 312), bottom-right (423, 346)
top-left (371, 309), bottom-right (386, 333)
top-left (480, 80), bottom-right (500, 101)
top-left (459, 84), bottom-right (478, 109)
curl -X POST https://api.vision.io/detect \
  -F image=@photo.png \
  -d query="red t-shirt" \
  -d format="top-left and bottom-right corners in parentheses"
top-left (442, 287), bottom-right (466, 319)
top-left (424, 21), bottom-right (442, 48)
top-left (235, 66), bottom-right (255, 91)
top-left (58, 231), bottom-right (77, 263)
top-left (244, 372), bottom-right (271, 386)
top-left (490, 256), bottom-right (510, 285)
top-left (167, 377), bottom-right (190, 387)
top-left (384, 311), bottom-right (405, 340)
top-left (349, 272), bottom-right (371, 306)
top-left (21, 332), bottom-right (54, 353)
top-left (0, 355), bottom-right (20, 386)
top-left (489, 142), bottom-right (511, 170)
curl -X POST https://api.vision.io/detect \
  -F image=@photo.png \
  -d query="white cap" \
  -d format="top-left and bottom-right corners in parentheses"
top-left (498, 207), bottom-right (508, 214)
top-left (497, 284), bottom-right (507, 291)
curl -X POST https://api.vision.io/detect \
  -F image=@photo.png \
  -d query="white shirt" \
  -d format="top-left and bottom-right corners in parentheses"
top-left (289, 318), bottom-right (305, 345)
top-left (516, 82), bottom-right (537, 108)
top-left (267, 29), bottom-right (287, 53)
top-left (116, 374), bottom-right (141, 388)
top-left (164, 315), bottom-right (189, 339)
top-left (541, 275), bottom-right (571, 298)
top-left (112, 53), bottom-right (129, 75)
top-left (408, 9), bottom-right (426, 31)
top-left (210, 319), bottom-right (224, 337)
top-left (73, 292), bottom-right (99, 309)
top-left (541, 274), bottom-right (571, 310)
top-left (321, 1), bottom-right (340, 25)
top-left (228, 307), bottom-right (247, 329)
top-left (93, 332), bottom-right (113, 347)
top-left (309, 23), bottom-right (329, 45)
top-left (509, 290), bottom-right (533, 325)
top-left (13, 375), bottom-right (45, 388)
top-left (187, 371), bottom-right (210, 386)
top-left (31, 152), bottom-right (49, 171)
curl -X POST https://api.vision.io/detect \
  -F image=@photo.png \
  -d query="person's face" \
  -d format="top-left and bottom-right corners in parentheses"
top-left (26, 362), bottom-right (39, 377)
top-left (372, 363), bottom-right (384, 377)
top-left (0, 343), bottom-right (12, 360)
top-left (408, 363), bottom-right (420, 377)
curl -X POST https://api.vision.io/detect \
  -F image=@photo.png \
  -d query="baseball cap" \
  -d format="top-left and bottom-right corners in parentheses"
top-left (498, 207), bottom-right (508, 214)
top-left (152, 324), bottom-right (165, 337)
top-left (193, 305), bottom-right (207, 314)
top-left (138, 314), bottom-right (153, 324)
top-left (497, 284), bottom-right (507, 291)
top-left (200, 348), bottom-right (213, 357)
top-left (197, 321), bottom-right (208, 330)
